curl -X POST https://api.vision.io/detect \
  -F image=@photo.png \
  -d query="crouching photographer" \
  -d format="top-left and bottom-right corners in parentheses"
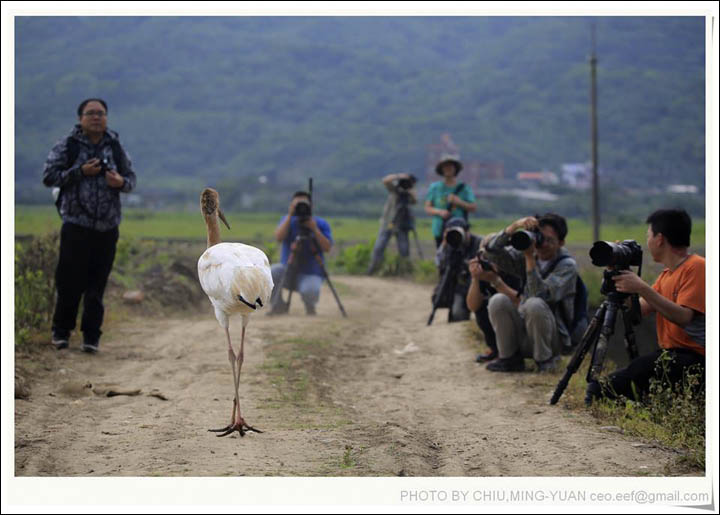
top-left (269, 191), bottom-right (333, 316)
top-left (466, 252), bottom-right (523, 363)
top-left (429, 218), bottom-right (481, 324)
top-left (479, 213), bottom-right (582, 373)
top-left (586, 209), bottom-right (705, 402)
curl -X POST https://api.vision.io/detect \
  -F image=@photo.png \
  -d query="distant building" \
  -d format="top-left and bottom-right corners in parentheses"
top-left (424, 133), bottom-right (504, 187)
top-left (667, 184), bottom-right (699, 194)
top-left (560, 162), bottom-right (592, 189)
top-left (516, 171), bottom-right (559, 185)
top-left (425, 133), bottom-right (460, 182)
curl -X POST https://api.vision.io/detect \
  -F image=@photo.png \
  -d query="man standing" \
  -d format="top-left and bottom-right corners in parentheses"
top-left (470, 213), bottom-right (579, 373)
top-left (42, 98), bottom-right (137, 353)
top-left (269, 191), bottom-right (333, 315)
top-left (588, 208), bottom-right (705, 401)
top-left (367, 172), bottom-right (417, 275)
top-left (424, 154), bottom-right (476, 248)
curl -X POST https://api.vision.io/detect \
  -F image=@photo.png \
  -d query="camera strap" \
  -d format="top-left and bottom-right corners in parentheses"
top-left (447, 183), bottom-right (468, 220)
top-left (57, 136), bottom-right (125, 223)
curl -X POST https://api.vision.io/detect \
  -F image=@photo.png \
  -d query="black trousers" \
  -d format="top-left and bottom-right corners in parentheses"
top-left (591, 348), bottom-right (705, 401)
top-left (52, 223), bottom-right (119, 343)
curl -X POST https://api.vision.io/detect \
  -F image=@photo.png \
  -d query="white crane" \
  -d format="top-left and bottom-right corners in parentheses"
top-left (197, 188), bottom-right (273, 437)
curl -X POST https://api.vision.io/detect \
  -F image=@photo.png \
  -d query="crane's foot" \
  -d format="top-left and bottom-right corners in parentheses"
top-left (208, 420), bottom-right (263, 437)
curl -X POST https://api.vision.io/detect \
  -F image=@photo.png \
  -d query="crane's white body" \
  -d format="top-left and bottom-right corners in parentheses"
top-left (198, 242), bottom-right (273, 330)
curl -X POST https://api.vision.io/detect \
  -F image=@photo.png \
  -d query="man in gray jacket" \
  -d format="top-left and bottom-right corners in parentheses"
top-left (467, 213), bottom-right (577, 372)
top-left (42, 98), bottom-right (137, 353)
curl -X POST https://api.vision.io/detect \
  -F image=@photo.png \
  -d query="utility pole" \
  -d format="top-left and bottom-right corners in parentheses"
top-left (590, 22), bottom-right (600, 242)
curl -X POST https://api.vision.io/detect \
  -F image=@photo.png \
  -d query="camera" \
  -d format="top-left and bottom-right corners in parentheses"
top-left (475, 252), bottom-right (494, 272)
top-left (397, 177), bottom-right (413, 190)
top-left (95, 157), bottom-right (111, 176)
top-left (293, 200), bottom-right (312, 219)
top-left (510, 229), bottom-right (544, 251)
top-left (589, 240), bottom-right (643, 269)
top-left (446, 226), bottom-right (466, 248)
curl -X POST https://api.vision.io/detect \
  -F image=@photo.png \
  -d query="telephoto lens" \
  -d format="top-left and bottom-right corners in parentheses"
top-left (446, 227), bottom-right (464, 248)
top-left (589, 240), bottom-right (643, 268)
top-left (510, 229), bottom-right (544, 251)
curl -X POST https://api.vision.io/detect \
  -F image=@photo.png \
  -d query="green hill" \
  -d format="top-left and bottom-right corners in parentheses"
top-left (15, 16), bottom-right (705, 216)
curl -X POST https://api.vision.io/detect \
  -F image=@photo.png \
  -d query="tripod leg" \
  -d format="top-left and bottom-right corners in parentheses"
top-left (307, 236), bottom-right (348, 317)
top-left (621, 306), bottom-right (639, 361)
top-left (587, 301), bottom-right (619, 382)
top-left (550, 303), bottom-right (606, 405)
top-left (427, 265), bottom-right (453, 326)
top-left (411, 229), bottom-right (424, 260)
top-left (270, 239), bottom-right (303, 314)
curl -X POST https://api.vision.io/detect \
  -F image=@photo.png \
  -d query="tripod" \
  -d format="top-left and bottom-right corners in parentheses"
top-left (426, 250), bottom-right (464, 325)
top-left (270, 225), bottom-right (347, 317)
top-left (550, 269), bottom-right (640, 406)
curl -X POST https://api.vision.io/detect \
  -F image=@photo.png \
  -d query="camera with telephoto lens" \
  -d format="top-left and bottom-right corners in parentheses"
top-left (589, 240), bottom-right (643, 297)
top-left (510, 229), bottom-right (544, 251)
top-left (589, 240), bottom-right (643, 269)
top-left (445, 226), bottom-right (466, 248)
top-left (293, 200), bottom-right (312, 220)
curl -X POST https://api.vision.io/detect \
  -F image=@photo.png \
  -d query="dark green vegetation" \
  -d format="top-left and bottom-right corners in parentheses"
top-left (15, 17), bottom-right (705, 218)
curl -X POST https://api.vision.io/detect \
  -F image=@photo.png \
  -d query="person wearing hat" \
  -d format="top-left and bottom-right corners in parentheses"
top-left (367, 172), bottom-right (418, 275)
top-left (424, 154), bottom-right (477, 248)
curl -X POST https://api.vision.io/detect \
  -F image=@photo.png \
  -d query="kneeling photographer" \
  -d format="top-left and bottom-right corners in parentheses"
top-left (587, 209), bottom-right (705, 402)
top-left (367, 172), bottom-right (418, 275)
top-left (269, 191), bottom-right (333, 316)
top-left (479, 213), bottom-right (581, 373)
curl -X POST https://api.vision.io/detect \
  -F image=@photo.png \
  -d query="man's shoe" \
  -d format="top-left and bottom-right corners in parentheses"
top-left (486, 354), bottom-right (525, 372)
top-left (535, 355), bottom-right (561, 373)
top-left (305, 304), bottom-right (317, 316)
top-left (52, 333), bottom-right (69, 350)
top-left (475, 350), bottom-right (498, 363)
top-left (82, 341), bottom-right (99, 354)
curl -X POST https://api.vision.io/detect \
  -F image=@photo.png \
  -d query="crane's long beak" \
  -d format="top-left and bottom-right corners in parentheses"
top-left (218, 209), bottom-right (231, 230)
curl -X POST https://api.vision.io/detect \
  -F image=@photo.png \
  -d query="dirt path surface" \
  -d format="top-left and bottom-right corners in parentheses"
top-left (15, 275), bottom-right (689, 477)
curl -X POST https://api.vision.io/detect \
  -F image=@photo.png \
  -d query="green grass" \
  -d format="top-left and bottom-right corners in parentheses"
top-left (14, 205), bottom-right (707, 248)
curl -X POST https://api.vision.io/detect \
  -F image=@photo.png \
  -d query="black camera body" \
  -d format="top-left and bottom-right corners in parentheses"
top-left (476, 253), bottom-right (494, 272)
top-left (397, 177), bottom-right (413, 190)
top-left (510, 229), bottom-right (544, 251)
top-left (97, 157), bottom-right (111, 176)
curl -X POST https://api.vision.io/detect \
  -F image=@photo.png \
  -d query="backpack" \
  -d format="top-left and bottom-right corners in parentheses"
top-left (54, 136), bottom-right (125, 214)
top-left (540, 254), bottom-right (589, 343)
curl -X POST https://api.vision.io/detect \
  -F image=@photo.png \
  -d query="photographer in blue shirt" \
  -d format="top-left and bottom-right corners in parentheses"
top-left (269, 191), bottom-right (333, 315)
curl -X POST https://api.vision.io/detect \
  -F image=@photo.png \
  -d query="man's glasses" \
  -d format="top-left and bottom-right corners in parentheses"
top-left (82, 110), bottom-right (106, 118)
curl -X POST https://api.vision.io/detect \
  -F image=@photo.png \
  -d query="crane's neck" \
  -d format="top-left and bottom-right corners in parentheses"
top-left (204, 213), bottom-right (222, 248)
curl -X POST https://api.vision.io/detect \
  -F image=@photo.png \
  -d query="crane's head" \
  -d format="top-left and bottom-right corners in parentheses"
top-left (200, 188), bottom-right (231, 230)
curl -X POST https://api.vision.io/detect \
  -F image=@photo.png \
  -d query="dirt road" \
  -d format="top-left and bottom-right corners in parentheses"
top-left (15, 275), bottom-right (690, 477)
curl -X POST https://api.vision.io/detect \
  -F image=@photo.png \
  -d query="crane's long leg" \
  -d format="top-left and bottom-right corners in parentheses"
top-left (208, 327), bottom-right (237, 434)
top-left (212, 325), bottom-right (262, 437)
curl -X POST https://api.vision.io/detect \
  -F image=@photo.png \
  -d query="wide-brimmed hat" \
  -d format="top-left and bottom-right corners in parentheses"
top-left (435, 154), bottom-right (463, 175)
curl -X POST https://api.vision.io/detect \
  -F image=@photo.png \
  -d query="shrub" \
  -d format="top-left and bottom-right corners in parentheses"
top-left (413, 259), bottom-right (439, 284)
top-left (15, 232), bottom-right (59, 346)
top-left (377, 253), bottom-right (413, 277)
top-left (332, 241), bottom-right (373, 274)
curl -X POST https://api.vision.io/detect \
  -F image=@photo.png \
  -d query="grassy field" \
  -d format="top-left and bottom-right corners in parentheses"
top-left (13, 205), bottom-right (707, 248)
